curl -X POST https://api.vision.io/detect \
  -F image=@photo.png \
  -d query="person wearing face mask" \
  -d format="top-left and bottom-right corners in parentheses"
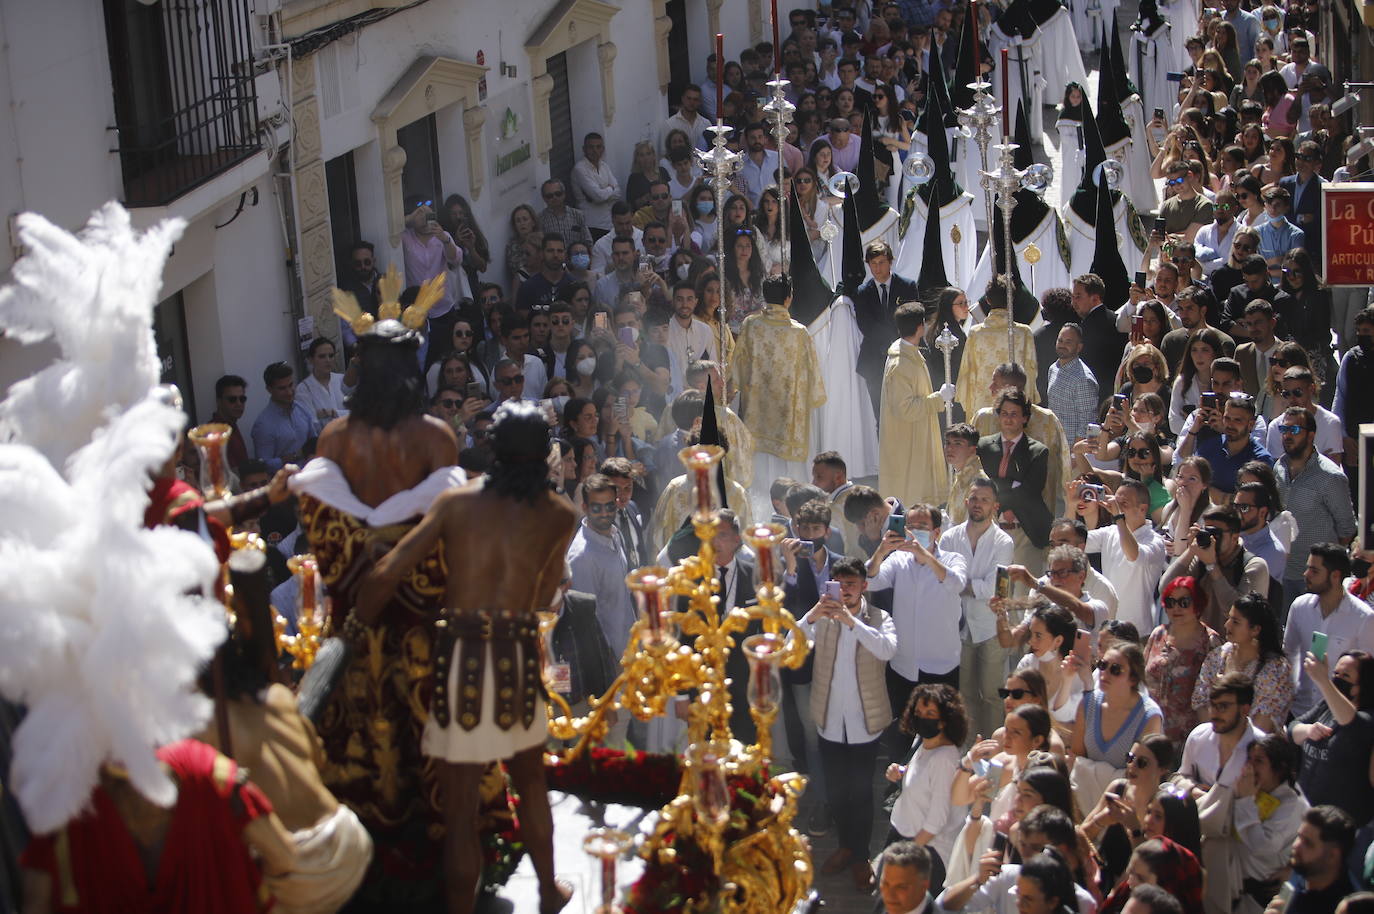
top-left (563, 240), bottom-right (598, 286)
top-left (1288, 651), bottom-right (1374, 835)
top-left (867, 504), bottom-right (969, 755)
top-left (885, 685), bottom-right (971, 894)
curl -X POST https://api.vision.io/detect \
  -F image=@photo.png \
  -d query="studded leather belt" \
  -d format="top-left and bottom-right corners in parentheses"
top-left (431, 608), bottom-right (544, 732)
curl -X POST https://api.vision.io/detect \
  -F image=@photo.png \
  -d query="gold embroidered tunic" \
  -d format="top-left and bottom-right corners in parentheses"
top-left (731, 303), bottom-right (827, 462)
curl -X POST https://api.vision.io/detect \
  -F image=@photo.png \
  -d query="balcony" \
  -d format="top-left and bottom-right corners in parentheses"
top-left (105, 0), bottom-right (262, 207)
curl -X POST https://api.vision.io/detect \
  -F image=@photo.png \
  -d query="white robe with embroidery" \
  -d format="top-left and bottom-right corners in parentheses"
top-left (968, 207), bottom-right (1071, 303)
top-left (893, 191), bottom-right (979, 291)
top-left (1062, 195), bottom-right (1145, 279)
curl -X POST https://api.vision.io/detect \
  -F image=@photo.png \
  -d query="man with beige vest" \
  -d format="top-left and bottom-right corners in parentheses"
top-left (797, 555), bottom-right (899, 892)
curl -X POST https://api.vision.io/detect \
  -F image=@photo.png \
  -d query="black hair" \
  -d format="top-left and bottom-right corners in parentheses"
top-left (1020, 851), bottom-right (1079, 913)
top-left (216, 374), bottom-right (248, 398)
top-left (487, 402), bottom-right (554, 504)
top-left (346, 332), bottom-right (427, 429)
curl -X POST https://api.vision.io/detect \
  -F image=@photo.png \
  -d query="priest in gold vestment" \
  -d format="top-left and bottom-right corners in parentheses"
top-left (731, 275), bottom-right (827, 518)
top-left (953, 284), bottom-right (1039, 417)
top-left (878, 301), bottom-right (953, 509)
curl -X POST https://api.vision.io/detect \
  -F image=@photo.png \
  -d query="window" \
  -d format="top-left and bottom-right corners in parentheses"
top-left (397, 114), bottom-right (442, 212)
top-left (104, 0), bottom-right (261, 206)
top-left (325, 150), bottom-right (361, 275)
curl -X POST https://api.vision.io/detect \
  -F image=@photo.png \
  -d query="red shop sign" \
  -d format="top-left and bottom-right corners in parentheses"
top-left (1323, 182), bottom-right (1374, 287)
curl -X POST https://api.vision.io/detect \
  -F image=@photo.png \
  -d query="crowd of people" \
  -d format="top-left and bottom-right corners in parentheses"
top-left (31, 0), bottom-right (1374, 912)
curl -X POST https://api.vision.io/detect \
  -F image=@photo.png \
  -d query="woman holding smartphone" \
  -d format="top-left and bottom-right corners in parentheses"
top-left (1079, 734), bottom-right (1175, 890)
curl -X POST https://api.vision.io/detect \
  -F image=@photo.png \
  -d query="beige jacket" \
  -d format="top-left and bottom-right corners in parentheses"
top-left (809, 599), bottom-right (895, 738)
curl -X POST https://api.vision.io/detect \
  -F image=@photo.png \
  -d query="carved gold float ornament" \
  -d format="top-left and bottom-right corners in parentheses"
top-left (542, 444), bottom-right (815, 913)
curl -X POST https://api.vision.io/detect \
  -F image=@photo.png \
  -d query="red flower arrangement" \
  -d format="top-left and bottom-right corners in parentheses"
top-left (544, 748), bottom-right (682, 808)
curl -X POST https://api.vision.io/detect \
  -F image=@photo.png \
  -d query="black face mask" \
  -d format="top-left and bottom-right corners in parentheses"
top-left (809, 536), bottom-right (829, 553)
top-left (1358, 335), bottom-right (1374, 355)
top-left (1131, 364), bottom-right (1154, 384)
top-left (912, 717), bottom-right (942, 740)
top-left (1353, 557), bottom-right (1373, 579)
top-left (1333, 677), bottom-right (1354, 700)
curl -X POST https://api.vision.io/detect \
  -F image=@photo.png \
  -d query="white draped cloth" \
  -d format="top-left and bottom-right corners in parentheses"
top-left (1057, 117), bottom-right (1086, 199)
top-left (808, 296), bottom-right (880, 478)
top-left (266, 804), bottom-right (374, 914)
top-left (1063, 195), bottom-right (1145, 278)
top-left (1119, 95), bottom-right (1161, 212)
top-left (894, 192), bottom-right (979, 292)
top-left (989, 11), bottom-right (1089, 140)
top-left (969, 208), bottom-right (1072, 302)
top-left (1066, 0), bottom-right (1121, 52)
top-left (1130, 25), bottom-right (1173, 120)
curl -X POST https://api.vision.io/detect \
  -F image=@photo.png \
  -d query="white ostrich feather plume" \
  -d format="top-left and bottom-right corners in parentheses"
top-left (0, 204), bottom-right (226, 834)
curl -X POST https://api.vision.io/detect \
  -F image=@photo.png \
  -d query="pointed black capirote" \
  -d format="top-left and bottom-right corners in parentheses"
top-left (840, 176), bottom-right (866, 294)
top-left (855, 105), bottom-right (889, 231)
top-left (1088, 167), bottom-right (1131, 309)
top-left (787, 182), bottom-right (832, 326)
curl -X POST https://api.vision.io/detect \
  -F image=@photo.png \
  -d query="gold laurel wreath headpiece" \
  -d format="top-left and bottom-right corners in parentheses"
top-left (330, 264), bottom-right (446, 336)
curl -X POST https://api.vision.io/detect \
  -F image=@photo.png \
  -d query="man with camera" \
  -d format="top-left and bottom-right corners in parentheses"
top-left (1161, 505), bottom-right (1270, 631)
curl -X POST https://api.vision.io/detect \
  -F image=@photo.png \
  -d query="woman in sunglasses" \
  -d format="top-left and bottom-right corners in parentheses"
top-left (1191, 592), bottom-right (1292, 731)
top-left (991, 671), bottom-right (1068, 757)
top-left (1080, 734), bottom-right (1176, 890)
top-left (1257, 341), bottom-right (1310, 420)
top-left (1232, 174), bottom-right (1266, 227)
top-left (1089, 433), bottom-right (1170, 525)
top-left (1070, 643), bottom-right (1163, 812)
top-left (1143, 576), bottom-right (1223, 742)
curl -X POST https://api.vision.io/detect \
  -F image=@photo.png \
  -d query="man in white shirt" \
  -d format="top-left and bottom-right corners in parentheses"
top-left (866, 504), bottom-right (969, 754)
top-left (1083, 480), bottom-right (1168, 634)
top-left (296, 338), bottom-right (357, 425)
top-left (798, 556), bottom-right (898, 890)
top-left (1196, 191), bottom-right (1240, 276)
top-left (942, 478), bottom-right (1015, 741)
top-left (1283, 542), bottom-right (1374, 717)
top-left (1178, 672), bottom-right (1265, 792)
top-left (665, 281), bottom-right (714, 396)
top-left (589, 203), bottom-right (642, 274)
top-left (570, 132), bottom-right (621, 234)
top-left (655, 83), bottom-right (710, 154)
top-left (1264, 366), bottom-right (1343, 462)
top-left (740, 123), bottom-right (782, 208)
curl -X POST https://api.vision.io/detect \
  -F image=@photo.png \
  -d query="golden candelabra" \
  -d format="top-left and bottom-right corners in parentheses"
top-left (543, 445), bottom-right (815, 914)
top-left (280, 554), bottom-right (329, 669)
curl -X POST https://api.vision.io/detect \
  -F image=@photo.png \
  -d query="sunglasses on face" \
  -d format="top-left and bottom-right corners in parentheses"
top-left (585, 501), bottom-right (618, 514)
top-left (1277, 423), bottom-right (1309, 435)
top-left (1163, 596), bottom-right (1193, 608)
top-left (1167, 175), bottom-right (1187, 185)
top-left (1096, 660), bottom-right (1126, 676)
top-left (438, 399), bottom-right (461, 408)
top-left (498, 374), bottom-right (525, 385)
top-left (531, 304), bottom-right (551, 313)
top-left (1124, 752), bottom-right (1152, 769)
top-left (223, 395), bottom-right (247, 404)
top-left (997, 687), bottom-right (1030, 699)
top-left (1270, 357), bottom-right (1292, 368)
top-left (1280, 388), bottom-right (1306, 399)
top-left (1126, 447), bottom-right (1154, 459)
top-left (453, 329), bottom-right (474, 337)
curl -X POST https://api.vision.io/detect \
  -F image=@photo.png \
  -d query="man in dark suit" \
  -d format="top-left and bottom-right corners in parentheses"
top-left (854, 240), bottom-right (920, 413)
top-left (1070, 273), bottom-right (1128, 402)
top-left (1279, 140), bottom-right (1326, 263)
top-left (710, 510), bottom-right (763, 742)
top-left (549, 567), bottom-right (620, 718)
top-left (977, 389), bottom-right (1052, 569)
top-left (1232, 299), bottom-right (1282, 396)
top-left (601, 457), bottom-right (649, 568)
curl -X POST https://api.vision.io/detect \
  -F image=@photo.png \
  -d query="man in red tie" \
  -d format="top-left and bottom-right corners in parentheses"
top-left (975, 388), bottom-right (1052, 571)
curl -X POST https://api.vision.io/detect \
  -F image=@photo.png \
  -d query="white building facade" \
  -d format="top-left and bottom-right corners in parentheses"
top-left (0, 0), bottom-right (774, 434)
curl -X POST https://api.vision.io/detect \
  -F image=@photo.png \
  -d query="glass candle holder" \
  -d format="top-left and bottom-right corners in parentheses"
top-left (582, 827), bottom-right (632, 913)
top-left (742, 522), bottom-right (785, 588)
top-left (187, 422), bottom-right (233, 501)
top-left (678, 444), bottom-right (724, 523)
top-left (626, 566), bottom-right (672, 647)
top-left (742, 632), bottom-right (785, 714)
top-left (686, 741), bottom-right (732, 829)
top-left (536, 609), bottom-right (559, 683)
top-left (286, 554), bottom-right (322, 634)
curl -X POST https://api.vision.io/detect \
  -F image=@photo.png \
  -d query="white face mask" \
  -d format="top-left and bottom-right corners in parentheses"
top-left (676, 263), bottom-right (691, 280)
top-left (1037, 648), bottom-right (1060, 664)
top-left (576, 357), bottom-right (597, 377)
